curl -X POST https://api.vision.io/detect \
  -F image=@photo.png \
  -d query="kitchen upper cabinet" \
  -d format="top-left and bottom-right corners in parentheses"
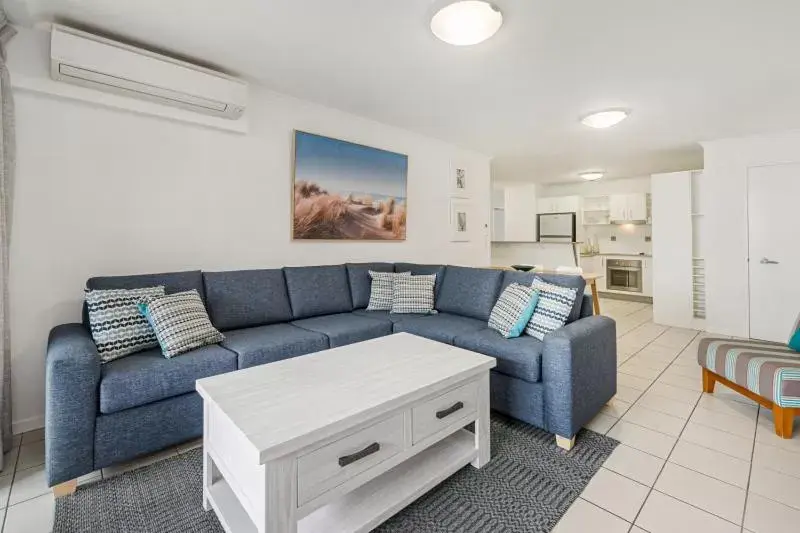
top-left (537, 195), bottom-right (581, 215)
top-left (609, 193), bottom-right (647, 222)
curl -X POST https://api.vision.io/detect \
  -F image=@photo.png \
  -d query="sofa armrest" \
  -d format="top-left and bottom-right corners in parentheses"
top-left (45, 324), bottom-right (101, 486)
top-left (541, 316), bottom-right (617, 438)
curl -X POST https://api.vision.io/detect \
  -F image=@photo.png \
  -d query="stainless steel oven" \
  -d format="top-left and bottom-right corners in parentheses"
top-left (606, 259), bottom-right (643, 293)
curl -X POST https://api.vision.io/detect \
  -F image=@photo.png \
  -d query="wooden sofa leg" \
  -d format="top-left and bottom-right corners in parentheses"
top-left (702, 368), bottom-right (716, 393)
top-left (772, 405), bottom-right (795, 439)
top-left (555, 435), bottom-right (575, 451)
top-left (53, 479), bottom-right (77, 497)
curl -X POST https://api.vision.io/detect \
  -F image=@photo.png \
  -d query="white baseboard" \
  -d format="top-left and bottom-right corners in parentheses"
top-left (13, 415), bottom-right (44, 436)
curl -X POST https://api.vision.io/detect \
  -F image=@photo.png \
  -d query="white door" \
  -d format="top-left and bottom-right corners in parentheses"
top-left (748, 164), bottom-right (800, 341)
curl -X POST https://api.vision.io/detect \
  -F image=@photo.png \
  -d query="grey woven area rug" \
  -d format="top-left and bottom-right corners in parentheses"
top-left (54, 414), bottom-right (618, 533)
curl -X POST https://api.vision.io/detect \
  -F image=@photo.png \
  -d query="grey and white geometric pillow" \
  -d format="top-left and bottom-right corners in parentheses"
top-left (138, 290), bottom-right (224, 358)
top-left (524, 278), bottom-right (578, 340)
top-left (366, 271), bottom-right (411, 311)
top-left (85, 286), bottom-right (165, 363)
top-left (391, 274), bottom-right (437, 314)
top-left (488, 283), bottom-right (539, 339)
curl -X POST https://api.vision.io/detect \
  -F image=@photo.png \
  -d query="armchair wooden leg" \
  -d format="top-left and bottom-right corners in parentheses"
top-left (702, 368), bottom-right (716, 393)
top-left (772, 405), bottom-right (795, 439)
top-left (53, 479), bottom-right (77, 497)
top-left (555, 435), bottom-right (575, 451)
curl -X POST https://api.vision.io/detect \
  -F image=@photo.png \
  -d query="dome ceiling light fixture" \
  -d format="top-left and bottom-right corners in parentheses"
top-left (579, 171), bottom-right (605, 181)
top-left (580, 109), bottom-right (630, 129)
top-left (430, 1), bottom-right (504, 46)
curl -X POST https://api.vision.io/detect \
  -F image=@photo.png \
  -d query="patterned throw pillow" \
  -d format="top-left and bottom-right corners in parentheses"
top-left (86, 286), bottom-right (166, 363)
top-left (366, 271), bottom-right (411, 311)
top-left (391, 274), bottom-right (437, 314)
top-left (488, 283), bottom-right (540, 339)
top-left (524, 278), bottom-right (578, 341)
top-left (138, 290), bottom-right (224, 358)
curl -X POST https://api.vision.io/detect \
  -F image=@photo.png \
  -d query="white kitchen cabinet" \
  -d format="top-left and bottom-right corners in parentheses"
top-left (537, 195), bottom-right (581, 215)
top-left (609, 193), bottom-right (647, 222)
top-left (596, 256), bottom-right (607, 291)
top-left (579, 255), bottom-right (601, 275)
top-left (642, 257), bottom-right (653, 297)
top-left (501, 184), bottom-right (537, 242)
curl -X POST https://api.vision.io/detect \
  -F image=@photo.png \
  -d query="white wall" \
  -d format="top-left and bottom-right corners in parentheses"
top-left (702, 130), bottom-right (800, 337)
top-left (537, 176), bottom-right (651, 198)
top-left (6, 28), bottom-right (492, 432)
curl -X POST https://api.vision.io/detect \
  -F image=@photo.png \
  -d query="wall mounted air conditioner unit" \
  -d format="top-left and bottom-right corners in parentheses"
top-left (50, 25), bottom-right (247, 119)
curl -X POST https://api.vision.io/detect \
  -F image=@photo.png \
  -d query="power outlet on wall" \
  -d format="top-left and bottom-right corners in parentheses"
top-left (645, 236), bottom-right (652, 242)
top-left (610, 236), bottom-right (617, 241)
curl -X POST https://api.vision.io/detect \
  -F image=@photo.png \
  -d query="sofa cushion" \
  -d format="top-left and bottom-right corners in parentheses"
top-left (502, 270), bottom-right (586, 323)
top-left (346, 263), bottom-right (395, 309)
top-left (392, 312), bottom-right (486, 344)
top-left (351, 309), bottom-right (418, 324)
top-left (99, 344), bottom-right (237, 414)
top-left (84, 270), bottom-right (206, 326)
top-left (292, 313), bottom-right (392, 348)
top-left (436, 266), bottom-right (503, 321)
top-left (394, 263), bottom-right (446, 297)
top-left (284, 265), bottom-right (353, 319)
top-left (455, 329), bottom-right (544, 383)
top-left (222, 323), bottom-right (329, 369)
top-left (203, 269), bottom-right (293, 330)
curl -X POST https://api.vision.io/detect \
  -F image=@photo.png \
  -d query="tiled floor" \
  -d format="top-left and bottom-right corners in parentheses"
top-left (555, 298), bottom-right (800, 533)
top-left (2, 298), bottom-right (797, 532)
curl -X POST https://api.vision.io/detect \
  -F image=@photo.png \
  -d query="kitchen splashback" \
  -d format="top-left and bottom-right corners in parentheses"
top-left (586, 224), bottom-right (652, 255)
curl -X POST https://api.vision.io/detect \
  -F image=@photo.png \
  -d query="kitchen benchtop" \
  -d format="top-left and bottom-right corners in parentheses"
top-left (581, 253), bottom-right (652, 258)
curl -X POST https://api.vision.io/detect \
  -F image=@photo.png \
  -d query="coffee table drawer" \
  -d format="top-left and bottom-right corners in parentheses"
top-left (297, 412), bottom-right (405, 505)
top-left (412, 380), bottom-right (478, 444)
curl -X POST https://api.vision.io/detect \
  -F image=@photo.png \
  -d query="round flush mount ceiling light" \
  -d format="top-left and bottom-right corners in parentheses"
top-left (430, 1), bottom-right (503, 46)
top-left (579, 171), bottom-right (605, 181)
top-left (581, 109), bottom-right (630, 129)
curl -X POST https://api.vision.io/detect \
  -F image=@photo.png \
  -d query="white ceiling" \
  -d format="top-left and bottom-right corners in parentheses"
top-left (7, 0), bottom-right (800, 183)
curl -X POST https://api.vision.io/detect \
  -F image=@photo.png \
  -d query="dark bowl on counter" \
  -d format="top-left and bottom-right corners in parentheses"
top-left (511, 264), bottom-right (534, 272)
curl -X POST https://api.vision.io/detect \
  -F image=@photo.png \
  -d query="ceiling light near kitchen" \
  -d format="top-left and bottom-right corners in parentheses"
top-left (579, 171), bottom-right (604, 181)
top-left (581, 109), bottom-right (630, 129)
top-left (430, 1), bottom-right (503, 46)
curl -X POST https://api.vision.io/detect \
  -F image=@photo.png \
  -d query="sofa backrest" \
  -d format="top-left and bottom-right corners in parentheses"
top-left (501, 270), bottom-right (586, 323)
top-left (436, 266), bottom-right (504, 322)
top-left (579, 294), bottom-right (594, 318)
top-left (346, 262), bottom-right (395, 309)
top-left (393, 263), bottom-right (446, 298)
top-left (203, 269), bottom-right (294, 331)
top-left (283, 265), bottom-right (353, 319)
top-left (83, 270), bottom-right (206, 326)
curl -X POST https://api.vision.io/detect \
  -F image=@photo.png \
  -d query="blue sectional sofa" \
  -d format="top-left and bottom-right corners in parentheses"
top-left (45, 263), bottom-right (616, 487)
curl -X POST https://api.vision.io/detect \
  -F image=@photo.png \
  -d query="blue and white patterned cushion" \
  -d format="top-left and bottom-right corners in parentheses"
top-left (138, 290), bottom-right (224, 358)
top-left (366, 271), bottom-right (411, 311)
top-left (488, 283), bottom-right (540, 339)
top-left (524, 278), bottom-right (578, 340)
top-left (391, 274), bottom-right (437, 314)
top-left (85, 286), bottom-right (165, 363)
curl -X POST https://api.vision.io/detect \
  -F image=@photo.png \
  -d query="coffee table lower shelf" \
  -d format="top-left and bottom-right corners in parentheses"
top-left (206, 429), bottom-right (477, 533)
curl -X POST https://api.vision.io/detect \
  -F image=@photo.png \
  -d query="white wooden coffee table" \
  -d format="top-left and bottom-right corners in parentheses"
top-left (196, 332), bottom-right (496, 533)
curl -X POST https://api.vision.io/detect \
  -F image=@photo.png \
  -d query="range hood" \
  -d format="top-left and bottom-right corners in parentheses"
top-left (610, 218), bottom-right (650, 225)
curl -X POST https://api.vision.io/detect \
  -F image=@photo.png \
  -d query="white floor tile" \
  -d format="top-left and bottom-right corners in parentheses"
top-left (689, 406), bottom-right (757, 439)
top-left (20, 429), bottom-right (44, 446)
top-left (663, 364), bottom-right (702, 380)
top-left (654, 463), bottom-right (746, 524)
top-left (755, 410), bottom-right (800, 454)
top-left (680, 422), bottom-right (754, 461)
top-left (752, 442), bottom-right (800, 479)
top-left (656, 373), bottom-right (703, 392)
top-left (617, 373), bottom-right (654, 392)
top-left (553, 498), bottom-right (630, 533)
top-left (602, 444), bottom-right (664, 487)
top-left (744, 492), bottom-right (800, 533)
top-left (1, 447), bottom-right (19, 478)
top-left (648, 382), bottom-right (701, 405)
top-left (669, 440), bottom-right (750, 489)
top-left (622, 405), bottom-right (686, 437)
top-left (636, 490), bottom-right (740, 533)
top-left (697, 394), bottom-right (759, 418)
top-left (748, 466), bottom-right (800, 511)
top-left (585, 413), bottom-right (618, 434)
top-left (600, 398), bottom-right (632, 419)
top-left (3, 492), bottom-right (54, 533)
top-left (615, 385), bottom-right (644, 404)
top-left (15, 440), bottom-right (45, 472)
top-left (630, 527), bottom-right (647, 533)
top-left (635, 392), bottom-right (696, 419)
top-left (0, 474), bottom-right (11, 509)
top-left (607, 420), bottom-right (677, 459)
top-left (580, 468), bottom-right (649, 521)
top-left (9, 466), bottom-right (49, 506)
top-left (713, 386), bottom-right (759, 407)
top-left (618, 362), bottom-right (663, 380)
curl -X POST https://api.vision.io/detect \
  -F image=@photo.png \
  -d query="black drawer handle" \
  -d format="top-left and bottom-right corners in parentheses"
top-left (436, 401), bottom-right (464, 419)
top-left (338, 442), bottom-right (380, 468)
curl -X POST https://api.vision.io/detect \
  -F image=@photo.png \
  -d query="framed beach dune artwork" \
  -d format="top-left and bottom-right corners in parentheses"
top-left (292, 131), bottom-right (408, 241)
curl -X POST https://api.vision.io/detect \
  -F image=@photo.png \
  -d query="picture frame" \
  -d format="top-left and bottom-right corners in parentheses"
top-left (449, 198), bottom-right (473, 242)
top-left (449, 161), bottom-right (469, 197)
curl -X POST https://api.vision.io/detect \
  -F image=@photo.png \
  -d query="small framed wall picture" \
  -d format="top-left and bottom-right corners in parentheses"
top-left (450, 161), bottom-right (469, 197)
top-left (450, 199), bottom-right (472, 242)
